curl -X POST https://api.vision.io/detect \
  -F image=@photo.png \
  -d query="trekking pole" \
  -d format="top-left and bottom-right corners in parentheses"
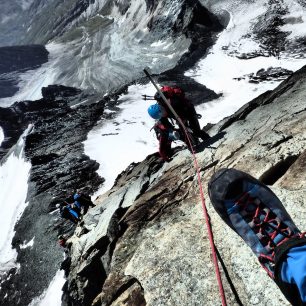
top-left (141, 94), bottom-right (155, 101)
top-left (143, 67), bottom-right (228, 306)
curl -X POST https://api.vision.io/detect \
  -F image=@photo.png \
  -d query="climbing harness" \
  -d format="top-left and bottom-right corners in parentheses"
top-left (143, 68), bottom-right (228, 306)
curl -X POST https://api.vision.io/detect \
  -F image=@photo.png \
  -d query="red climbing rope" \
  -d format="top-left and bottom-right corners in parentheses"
top-left (143, 68), bottom-right (227, 306)
top-left (182, 124), bottom-right (227, 306)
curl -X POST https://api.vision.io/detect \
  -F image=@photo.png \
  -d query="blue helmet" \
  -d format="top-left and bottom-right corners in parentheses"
top-left (148, 104), bottom-right (163, 119)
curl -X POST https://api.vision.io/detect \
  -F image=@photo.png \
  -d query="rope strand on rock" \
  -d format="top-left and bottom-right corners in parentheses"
top-left (180, 124), bottom-right (228, 306)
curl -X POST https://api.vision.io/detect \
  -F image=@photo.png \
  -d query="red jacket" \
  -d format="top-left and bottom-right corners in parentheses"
top-left (153, 118), bottom-right (174, 161)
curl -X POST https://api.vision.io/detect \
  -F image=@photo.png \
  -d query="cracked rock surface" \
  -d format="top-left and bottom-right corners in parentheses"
top-left (63, 66), bottom-right (306, 306)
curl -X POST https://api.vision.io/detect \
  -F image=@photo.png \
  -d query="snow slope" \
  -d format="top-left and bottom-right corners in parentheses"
top-left (0, 127), bottom-right (31, 278)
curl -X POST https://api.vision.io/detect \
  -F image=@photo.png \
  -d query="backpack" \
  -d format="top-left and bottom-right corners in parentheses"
top-left (160, 86), bottom-right (185, 99)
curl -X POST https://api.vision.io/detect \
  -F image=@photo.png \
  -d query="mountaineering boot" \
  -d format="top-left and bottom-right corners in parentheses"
top-left (208, 168), bottom-right (306, 306)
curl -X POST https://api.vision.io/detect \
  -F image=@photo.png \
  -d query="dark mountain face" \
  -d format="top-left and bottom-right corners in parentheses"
top-left (0, 85), bottom-right (105, 306)
top-left (0, 45), bottom-right (48, 99)
top-left (0, 45), bottom-right (48, 74)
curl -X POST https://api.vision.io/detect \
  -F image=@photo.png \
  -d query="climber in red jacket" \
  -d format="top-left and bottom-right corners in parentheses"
top-left (152, 117), bottom-right (180, 161)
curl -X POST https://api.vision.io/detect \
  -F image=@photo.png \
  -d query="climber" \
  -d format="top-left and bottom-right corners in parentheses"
top-left (58, 234), bottom-right (67, 248)
top-left (57, 234), bottom-right (71, 275)
top-left (57, 202), bottom-right (81, 224)
top-left (57, 234), bottom-right (71, 251)
top-left (152, 85), bottom-right (210, 141)
top-left (151, 116), bottom-right (180, 161)
top-left (73, 191), bottom-right (95, 215)
top-left (208, 168), bottom-right (306, 306)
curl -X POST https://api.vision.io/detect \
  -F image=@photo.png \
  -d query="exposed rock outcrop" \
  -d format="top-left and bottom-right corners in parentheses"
top-left (234, 0), bottom-right (306, 60)
top-left (234, 67), bottom-right (293, 83)
top-left (63, 65), bottom-right (306, 306)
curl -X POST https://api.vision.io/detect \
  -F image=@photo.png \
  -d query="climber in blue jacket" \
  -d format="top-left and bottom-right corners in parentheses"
top-left (73, 191), bottom-right (95, 215)
top-left (57, 202), bottom-right (81, 224)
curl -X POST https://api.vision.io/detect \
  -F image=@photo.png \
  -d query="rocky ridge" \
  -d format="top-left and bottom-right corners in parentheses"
top-left (63, 65), bottom-right (306, 306)
top-left (234, 67), bottom-right (293, 83)
top-left (0, 85), bottom-right (105, 306)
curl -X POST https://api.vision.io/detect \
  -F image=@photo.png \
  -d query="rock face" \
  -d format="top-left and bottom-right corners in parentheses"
top-left (62, 65), bottom-right (306, 306)
top-left (0, 45), bottom-right (48, 75)
top-left (234, 67), bottom-right (293, 83)
top-left (0, 85), bottom-right (105, 306)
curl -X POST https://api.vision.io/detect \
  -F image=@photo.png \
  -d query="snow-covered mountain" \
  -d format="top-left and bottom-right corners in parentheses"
top-left (0, 0), bottom-right (222, 99)
top-left (1, 0), bottom-right (305, 103)
top-left (0, 0), bottom-right (305, 305)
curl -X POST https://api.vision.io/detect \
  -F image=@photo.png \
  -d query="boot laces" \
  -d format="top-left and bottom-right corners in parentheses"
top-left (235, 192), bottom-right (296, 277)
